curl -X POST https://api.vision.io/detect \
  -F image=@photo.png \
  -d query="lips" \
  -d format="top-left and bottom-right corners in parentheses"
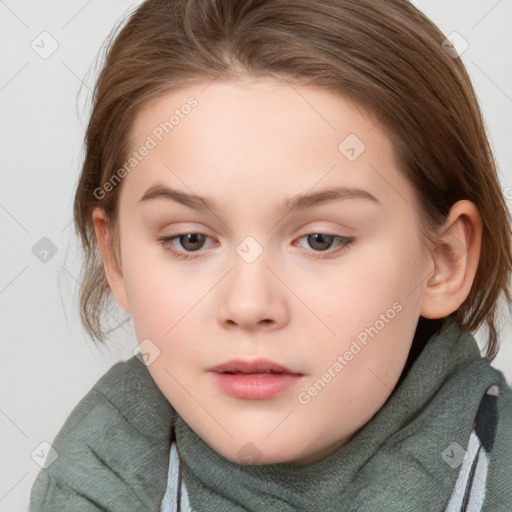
top-left (208, 359), bottom-right (304, 399)
top-left (207, 358), bottom-right (303, 375)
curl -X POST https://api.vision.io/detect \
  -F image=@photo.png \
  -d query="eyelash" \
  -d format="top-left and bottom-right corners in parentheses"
top-left (156, 232), bottom-right (354, 261)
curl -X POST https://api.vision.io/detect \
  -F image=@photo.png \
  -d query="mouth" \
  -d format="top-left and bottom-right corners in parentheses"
top-left (208, 358), bottom-right (304, 399)
top-left (222, 371), bottom-right (286, 376)
top-left (207, 358), bottom-right (303, 376)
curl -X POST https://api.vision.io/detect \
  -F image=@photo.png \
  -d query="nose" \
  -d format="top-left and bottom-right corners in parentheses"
top-left (217, 250), bottom-right (288, 331)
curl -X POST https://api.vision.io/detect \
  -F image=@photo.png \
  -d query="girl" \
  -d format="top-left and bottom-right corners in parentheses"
top-left (30, 0), bottom-right (512, 510)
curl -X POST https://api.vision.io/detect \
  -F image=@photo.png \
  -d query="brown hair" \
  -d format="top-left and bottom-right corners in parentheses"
top-left (73, 0), bottom-right (512, 360)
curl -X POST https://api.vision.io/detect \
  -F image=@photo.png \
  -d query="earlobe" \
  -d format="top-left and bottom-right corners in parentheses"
top-left (420, 200), bottom-right (482, 319)
top-left (91, 207), bottom-right (130, 312)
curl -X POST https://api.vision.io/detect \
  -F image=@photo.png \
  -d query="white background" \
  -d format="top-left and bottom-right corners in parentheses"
top-left (0, 1), bottom-right (511, 510)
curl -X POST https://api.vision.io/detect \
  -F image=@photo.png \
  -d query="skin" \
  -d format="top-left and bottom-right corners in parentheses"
top-left (93, 76), bottom-right (481, 466)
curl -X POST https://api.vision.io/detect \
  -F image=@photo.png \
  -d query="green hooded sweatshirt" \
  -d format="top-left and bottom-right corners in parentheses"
top-left (30, 316), bottom-right (512, 511)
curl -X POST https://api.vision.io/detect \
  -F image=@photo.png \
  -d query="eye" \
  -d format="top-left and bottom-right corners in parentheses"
top-left (157, 232), bottom-right (354, 261)
top-left (157, 233), bottom-right (214, 260)
top-left (294, 233), bottom-right (354, 258)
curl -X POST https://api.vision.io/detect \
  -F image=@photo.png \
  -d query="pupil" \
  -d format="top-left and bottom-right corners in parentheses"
top-left (309, 233), bottom-right (333, 251)
top-left (182, 233), bottom-right (204, 251)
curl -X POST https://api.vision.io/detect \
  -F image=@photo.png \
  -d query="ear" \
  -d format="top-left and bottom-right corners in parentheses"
top-left (92, 207), bottom-right (130, 312)
top-left (420, 200), bottom-right (482, 319)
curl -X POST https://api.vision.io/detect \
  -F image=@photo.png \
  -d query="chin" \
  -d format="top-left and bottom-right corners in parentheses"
top-left (211, 437), bottom-right (302, 466)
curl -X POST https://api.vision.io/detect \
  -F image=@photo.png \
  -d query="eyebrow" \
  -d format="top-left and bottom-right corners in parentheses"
top-left (137, 183), bottom-right (380, 213)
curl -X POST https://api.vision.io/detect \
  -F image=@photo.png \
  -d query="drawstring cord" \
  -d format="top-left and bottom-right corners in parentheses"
top-left (171, 425), bottom-right (182, 512)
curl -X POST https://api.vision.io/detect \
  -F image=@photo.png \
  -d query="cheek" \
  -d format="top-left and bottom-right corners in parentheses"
top-left (305, 232), bottom-right (424, 385)
top-left (314, 234), bottom-right (424, 328)
top-left (120, 237), bottom-right (218, 376)
top-left (119, 236), bottom-right (188, 334)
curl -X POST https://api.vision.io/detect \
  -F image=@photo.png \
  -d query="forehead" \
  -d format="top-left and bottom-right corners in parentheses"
top-left (131, 77), bottom-right (378, 146)
top-left (121, 77), bottom-right (416, 216)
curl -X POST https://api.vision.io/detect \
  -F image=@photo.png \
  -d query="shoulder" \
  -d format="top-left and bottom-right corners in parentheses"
top-left (30, 355), bottom-right (175, 511)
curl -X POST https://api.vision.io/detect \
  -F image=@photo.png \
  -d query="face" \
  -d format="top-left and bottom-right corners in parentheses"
top-left (104, 77), bottom-right (434, 465)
